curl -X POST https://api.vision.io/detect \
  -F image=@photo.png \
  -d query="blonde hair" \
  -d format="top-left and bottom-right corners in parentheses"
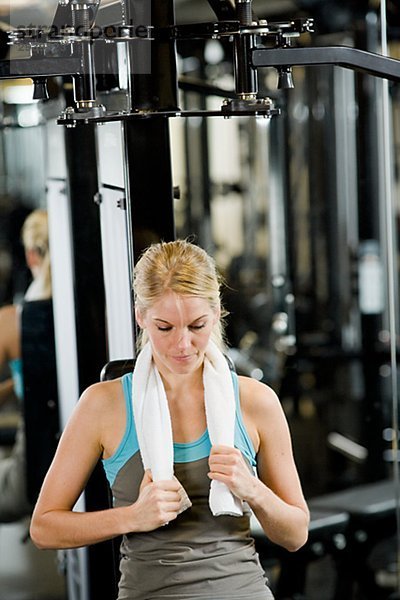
top-left (133, 239), bottom-right (226, 350)
top-left (21, 209), bottom-right (51, 299)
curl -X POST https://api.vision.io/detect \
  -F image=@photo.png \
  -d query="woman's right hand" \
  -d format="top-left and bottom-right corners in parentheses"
top-left (128, 470), bottom-right (183, 531)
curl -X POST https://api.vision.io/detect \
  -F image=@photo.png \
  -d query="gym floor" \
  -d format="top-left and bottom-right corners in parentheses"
top-left (0, 518), bottom-right (67, 600)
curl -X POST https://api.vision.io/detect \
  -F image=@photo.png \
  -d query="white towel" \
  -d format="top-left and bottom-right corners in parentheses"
top-left (132, 340), bottom-right (243, 517)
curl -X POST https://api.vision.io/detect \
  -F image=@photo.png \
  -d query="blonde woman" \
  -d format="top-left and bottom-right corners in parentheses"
top-left (31, 240), bottom-right (309, 599)
top-left (0, 208), bottom-right (50, 521)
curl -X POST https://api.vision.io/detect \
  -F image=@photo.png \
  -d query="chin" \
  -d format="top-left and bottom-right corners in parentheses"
top-left (168, 353), bottom-right (202, 373)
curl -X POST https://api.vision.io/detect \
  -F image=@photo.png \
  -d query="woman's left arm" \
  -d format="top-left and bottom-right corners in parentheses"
top-left (208, 377), bottom-right (309, 552)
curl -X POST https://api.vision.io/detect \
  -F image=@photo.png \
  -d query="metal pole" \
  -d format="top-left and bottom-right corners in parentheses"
top-left (379, 1), bottom-right (400, 594)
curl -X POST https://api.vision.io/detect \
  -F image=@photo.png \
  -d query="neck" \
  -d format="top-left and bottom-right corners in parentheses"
top-left (154, 359), bottom-right (204, 394)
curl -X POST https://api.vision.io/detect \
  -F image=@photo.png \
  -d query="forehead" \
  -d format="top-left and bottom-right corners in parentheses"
top-left (148, 291), bottom-right (212, 321)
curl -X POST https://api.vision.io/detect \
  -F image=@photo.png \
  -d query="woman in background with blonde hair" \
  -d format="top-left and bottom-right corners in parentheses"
top-left (31, 239), bottom-right (309, 600)
top-left (0, 208), bottom-right (50, 521)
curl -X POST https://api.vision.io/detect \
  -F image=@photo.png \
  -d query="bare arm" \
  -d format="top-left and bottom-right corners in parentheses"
top-left (0, 306), bottom-right (20, 406)
top-left (0, 378), bottom-right (16, 406)
top-left (208, 377), bottom-right (309, 552)
top-left (0, 305), bottom-right (20, 365)
top-left (30, 381), bottom-right (186, 550)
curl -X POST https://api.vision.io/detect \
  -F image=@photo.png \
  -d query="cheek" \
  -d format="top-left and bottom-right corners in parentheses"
top-left (147, 329), bottom-right (165, 348)
top-left (197, 327), bottom-right (214, 347)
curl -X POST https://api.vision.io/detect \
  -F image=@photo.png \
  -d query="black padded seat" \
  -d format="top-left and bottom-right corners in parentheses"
top-left (100, 358), bottom-right (135, 382)
top-left (308, 479), bottom-right (396, 519)
top-left (308, 480), bottom-right (397, 600)
top-left (251, 509), bottom-right (349, 599)
top-left (100, 355), bottom-right (236, 382)
top-left (252, 508), bottom-right (349, 552)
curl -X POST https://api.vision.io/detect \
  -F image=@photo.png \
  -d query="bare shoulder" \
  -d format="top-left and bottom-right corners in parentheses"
top-left (75, 378), bottom-right (125, 425)
top-left (237, 376), bottom-right (284, 452)
top-left (0, 304), bottom-right (18, 332)
top-left (0, 304), bottom-right (19, 360)
top-left (0, 304), bottom-right (17, 322)
top-left (72, 378), bottom-right (126, 458)
top-left (238, 375), bottom-right (281, 416)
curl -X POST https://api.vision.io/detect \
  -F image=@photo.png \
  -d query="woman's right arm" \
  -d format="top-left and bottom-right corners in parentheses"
top-left (30, 382), bottom-right (184, 550)
top-left (0, 378), bottom-right (15, 406)
top-left (0, 305), bottom-right (19, 365)
top-left (0, 306), bottom-right (19, 405)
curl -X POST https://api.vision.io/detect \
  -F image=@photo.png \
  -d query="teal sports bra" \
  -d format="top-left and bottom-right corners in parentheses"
top-left (9, 358), bottom-right (23, 401)
top-left (103, 370), bottom-right (257, 488)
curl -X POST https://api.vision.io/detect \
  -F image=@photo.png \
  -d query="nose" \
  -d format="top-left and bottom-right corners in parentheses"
top-left (176, 328), bottom-right (191, 351)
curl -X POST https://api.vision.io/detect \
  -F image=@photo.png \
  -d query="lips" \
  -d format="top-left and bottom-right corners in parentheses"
top-left (172, 354), bottom-right (194, 362)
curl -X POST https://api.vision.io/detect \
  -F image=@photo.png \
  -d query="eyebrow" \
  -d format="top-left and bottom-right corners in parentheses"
top-left (153, 314), bottom-right (209, 325)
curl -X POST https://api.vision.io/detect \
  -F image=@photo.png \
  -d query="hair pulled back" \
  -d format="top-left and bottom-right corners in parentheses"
top-left (133, 239), bottom-right (226, 350)
top-left (21, 209), bottom-right (51, 298)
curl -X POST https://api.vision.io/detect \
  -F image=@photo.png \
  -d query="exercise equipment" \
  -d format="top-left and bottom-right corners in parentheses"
top-left (252, 479), bottom-right (397, 599)
top-left (21, 299), bottom-right (60, 504)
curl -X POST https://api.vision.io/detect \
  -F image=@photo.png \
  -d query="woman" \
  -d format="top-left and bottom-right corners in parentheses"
top-left (30, 240), bottom-right (309, 599)
top-left (0, 208), bottom-right (51, 521)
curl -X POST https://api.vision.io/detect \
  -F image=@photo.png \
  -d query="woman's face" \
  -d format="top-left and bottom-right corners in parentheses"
top-left (136, 291), bottom-right (219, 376)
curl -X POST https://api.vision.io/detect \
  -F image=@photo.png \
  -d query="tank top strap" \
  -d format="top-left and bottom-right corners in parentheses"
top-left (9, 357), bottom-right (24, 402)
top-left (102, 372), bottom-right (139, 487)
top-left (231, 371), bottom-right (257, 467)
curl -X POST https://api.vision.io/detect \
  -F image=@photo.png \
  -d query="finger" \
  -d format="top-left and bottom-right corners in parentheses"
top-left (165, 501), bottom-right (183, 513)
top-left (210, 445), bottom-right (239, 455)
top-left (157, 505), bottom-right (181, 527)
top-left (209, 454), bottom-right (241, 468)
top-left (207, 471), bottom-right (231, 484)
top-left (208, 464), bottom-right (233, 476)
top-left (160, 491), bottom-right (182, 503)
top-left (153, 479), bottom-right (182, 492)
top-left (210, 449), bottom-right (242, 464)
top-left (163, 504), bottom-right (182, 520)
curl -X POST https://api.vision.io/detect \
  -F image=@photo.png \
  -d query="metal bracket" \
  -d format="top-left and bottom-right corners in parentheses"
top-left (1, 7), bottom-right (399, 122)
top-left (56, 103), bottom-right (280, 126)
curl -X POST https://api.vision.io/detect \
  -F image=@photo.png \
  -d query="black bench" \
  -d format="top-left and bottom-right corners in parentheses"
top-left (251, 508), bottom-right (349, 599)
top-left (252, 480), bottom-right (397, 599)
top-left (308, 479), bottom-right (397, 600)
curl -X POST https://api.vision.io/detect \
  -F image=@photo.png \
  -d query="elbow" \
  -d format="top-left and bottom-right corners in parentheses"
top-left (284, 512), bottom-right (310, 552)
top-left (30, 516), bottom-right (53, 550)
top-left (278, 506), bottom-right (310, 552)
top-left (29, 521), bottom-right (45, 550)
top-left (284, 529), bottom-right (309, 552)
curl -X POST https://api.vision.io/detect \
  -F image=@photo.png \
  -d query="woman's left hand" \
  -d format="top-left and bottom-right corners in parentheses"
top-left (208, 445), bottom-right (258, 501)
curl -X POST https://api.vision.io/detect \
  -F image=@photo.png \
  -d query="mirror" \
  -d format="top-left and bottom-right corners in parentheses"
top-left (0, 79), bottom-right (66, 599)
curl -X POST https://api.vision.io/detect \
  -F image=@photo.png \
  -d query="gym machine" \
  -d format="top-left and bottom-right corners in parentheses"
top-left (1, 0), bottom-right (400, 598)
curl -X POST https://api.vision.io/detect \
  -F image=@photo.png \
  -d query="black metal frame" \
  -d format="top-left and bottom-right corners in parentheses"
top-left (252, 45), bottom-right (400, 81)
top-left (0, 3), bottom-right (398, 123)
top-left (4, 3), bottom-right (400, 599)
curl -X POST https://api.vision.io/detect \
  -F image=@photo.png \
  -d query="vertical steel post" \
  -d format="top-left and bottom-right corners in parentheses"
top-left (122, 0), bottom-right (177, 268)
top-left (63, 124), bottom-right (114, 599)
top-left (355, 14), bottom-right (387, 481)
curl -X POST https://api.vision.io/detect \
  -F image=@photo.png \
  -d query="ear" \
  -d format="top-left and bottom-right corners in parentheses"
top-left (213, 306), bottom-right (221, 325)
top-left (135, 307), bottom-right (144, 329)
top-left (25, 248), bottom-right (40, 271)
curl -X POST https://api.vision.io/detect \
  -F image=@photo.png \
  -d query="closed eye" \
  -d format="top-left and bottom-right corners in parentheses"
top-left (156, 323), bottom-right (206, 332)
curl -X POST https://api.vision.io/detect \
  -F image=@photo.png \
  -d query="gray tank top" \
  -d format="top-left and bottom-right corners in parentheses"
top-left (104, 373), bottom-right (274, 600)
